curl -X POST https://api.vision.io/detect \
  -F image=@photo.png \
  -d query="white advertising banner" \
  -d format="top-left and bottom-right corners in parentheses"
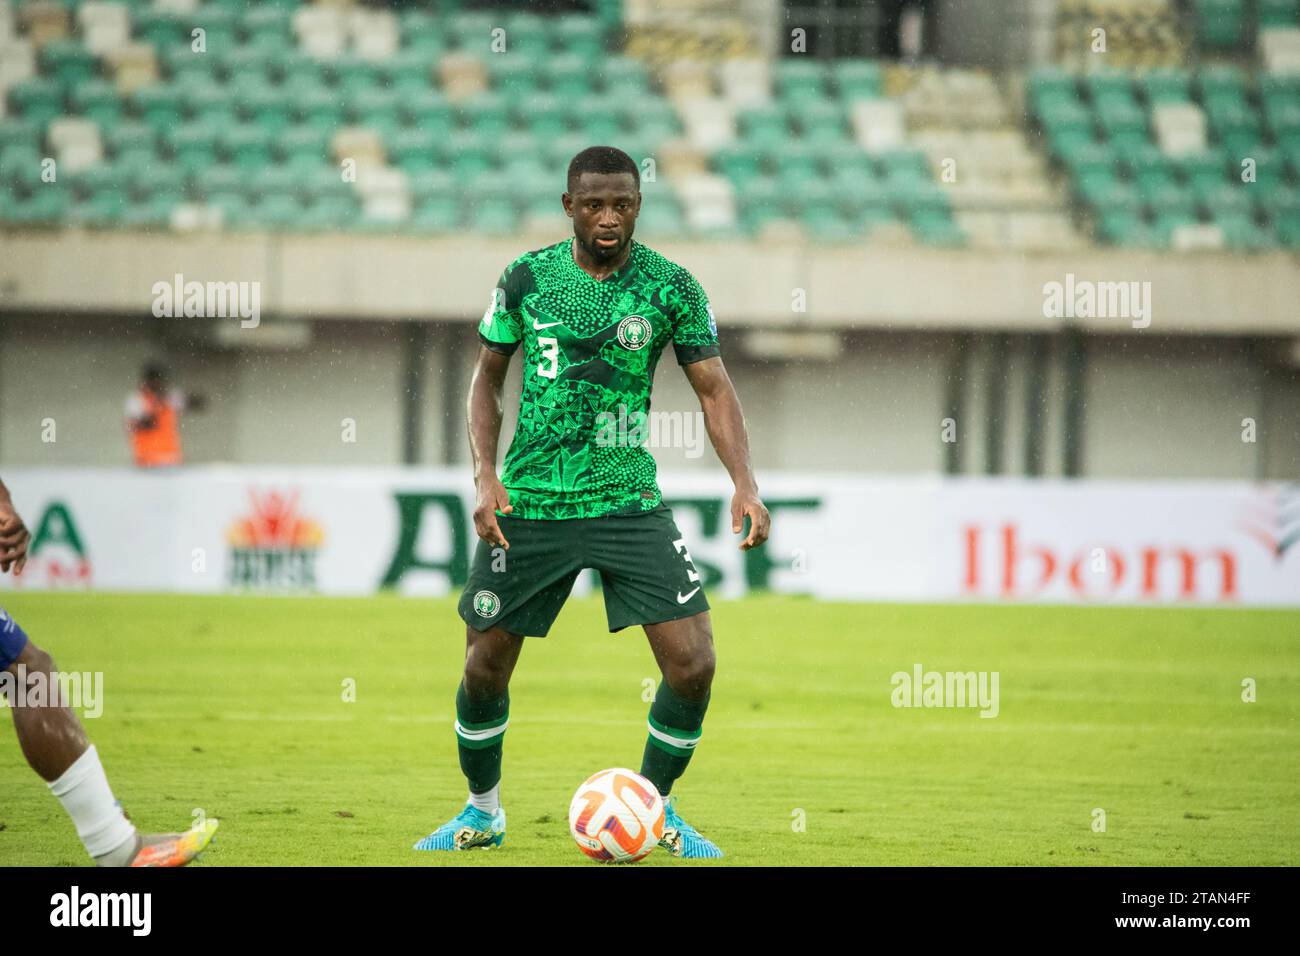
top-left (0, 468), bottom-right (1296, 607)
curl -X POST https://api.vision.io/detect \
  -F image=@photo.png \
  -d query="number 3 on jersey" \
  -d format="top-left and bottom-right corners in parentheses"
top-left (537, 337), bottom-right (559, 379)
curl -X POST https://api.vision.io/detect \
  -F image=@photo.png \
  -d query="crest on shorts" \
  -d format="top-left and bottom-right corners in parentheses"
top-left (473, 589), bottom-right (501, 618)
top-left (616, 314), bottom-right (652, 350)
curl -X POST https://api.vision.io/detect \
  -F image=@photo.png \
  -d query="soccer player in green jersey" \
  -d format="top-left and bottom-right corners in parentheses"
top-left (414, 146), bottom-right (770, 858)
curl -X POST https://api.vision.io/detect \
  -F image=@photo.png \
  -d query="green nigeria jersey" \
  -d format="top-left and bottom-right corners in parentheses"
top-left (477, 238), bottom-right (721, 520)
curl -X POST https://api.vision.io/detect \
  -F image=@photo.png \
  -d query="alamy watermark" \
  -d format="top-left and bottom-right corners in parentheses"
top-left (595, 404), bottom-right (705, 458)
top-left (1042, 273), bottom-right (1151, 328)
top-left (151, 273), bottom-right (261, 328)
top-left (890, 663), bottom-right (999, 718)
top-left (0, 665), bottom-right (104, 718)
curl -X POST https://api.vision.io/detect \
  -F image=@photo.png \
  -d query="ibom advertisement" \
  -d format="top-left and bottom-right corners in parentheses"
top-left (0, 468), bottom-right (1296, 607)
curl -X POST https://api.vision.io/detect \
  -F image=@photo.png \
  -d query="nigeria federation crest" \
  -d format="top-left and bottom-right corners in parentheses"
top-left (616, 314), bottom-right (652, 350)
top-left (473, 590), bottom-right (501, 618)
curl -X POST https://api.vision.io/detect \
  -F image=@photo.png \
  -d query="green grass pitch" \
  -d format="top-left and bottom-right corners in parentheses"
top-left (0, 593), bottom-right (1295, 866)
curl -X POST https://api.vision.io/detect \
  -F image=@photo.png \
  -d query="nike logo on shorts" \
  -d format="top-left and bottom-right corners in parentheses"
top-left (676, 587), bottom-right (701, 604)
top-left (533, 319), bottom-right (563, 329)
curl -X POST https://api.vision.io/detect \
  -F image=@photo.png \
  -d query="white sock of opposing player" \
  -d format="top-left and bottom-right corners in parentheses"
top-left (468, 784), bottom-right (500, 814)
top-left (47, 744), bottom-right (138, 866)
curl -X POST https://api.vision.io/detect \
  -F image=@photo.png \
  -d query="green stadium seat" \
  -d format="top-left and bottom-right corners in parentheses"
top-left (1139, 177), bottom-right (1198, 219)
top-left (1197, 65), bottom-right (1249, 105)
top-left (222, 124), bottom-right (273, 169)
top-left (1205, 97), bottom-right (1261, 143)
top-left (186, 84), bottom-right (237, 127)
top-left (795, 101), bottom-right (847, 144)
top-left (0, 144), bottom-right (42, 185)
top-left (554, 15), bottom-right (606, 59)
top-left (104, 122), bottom-right (157, 163)
top-left (189, 5), bottom-right (238, 51)
top-left (1139, 68), bottom-right (1191, 105)
top-left (775, 143), bottom-right (820, 184)
top-left (1193, 0), bottom-right (1247, 49)
top-left (833, 60), bottom-right (883, 100)
top-left (349, 87), bottom-right (403, 138)
top-left (737, 104), bottom-right (788, 147)
top-left (9, 79), bottom-right (64, 131)
top-left (296, 88), bottom-right (347, 134)
top-left (1194, 180), bottom-right (1253, 218)
top-left (195, 163), bottom-right (247, 199)
top-left (447, 12), bottom-right (497, 52)
top-left (276, 124), bottom-right (331, 170)
top-left (41, 40), bottom-right (97, 89)
top-left (71, 80), bottom-right (121, 127)
top-left (236, 84), bottom-right (296, 136)
top-left (0, 119), bottom-right (40, 156)
top-left (579, 110), bottom-right (623, 145)
top-left (251, 194), bottom-right (304, 230)
top-left (1028, 67), bottom-right (1078, 110)
top-left (333, 55), bottom-right (382, 98)
top-left (459, 93), bottom-right (511, 138)
top-left (715, 143), bottom-right (766, 183)
top-left (448, 131), bottom-right (493, 178)
top-left (775, 60), bottom-right (827, 101)
top-left (246, 166), bottom-right (301, 202)
top-left (1174, 150), bottom-right (1229, 189)
top-left (380, 50), bottom-right (436, 95)
top-left (388, 126), bottom-right (443, 175)
top-left (546, 54), bottom-right (595, 100)
top-left (878, 148), bottom-right (933, 181)
top-left (135, 9), bottom-right (188, 52)
top-left (165, 122), bottom-right (219, 177)
top-left (1275, 212), bottom-right (1300, 247)
top-left (1097, 209), bottom-right (1145, 245)
top-left (1216, 213), bottom-right (1270, 250)
top-left (911, 212), bottom-right (965, 246)
top-left (502, 12), bottom-right (552, 59)
top-left (602, 57), bottom-right (651, 98)
top-left (1259, 0), bottom-right (1300, 26)
top-left (400, 89), bottom-right (453, 134)
top-left (281, 53), bottom-right (329, 93)
top-left (409, 196), bottom-right (462, 232)
top-left (1095, 94), bottom-right (1148, 140)
top-left (1084, 71), bottom-right (1134, 104)
top-left (519, 93), bottom-right (569, 141)
top-left (133, 84), bottom-right (184, 134)
top-left (300, 194), bottom-right (360, 232)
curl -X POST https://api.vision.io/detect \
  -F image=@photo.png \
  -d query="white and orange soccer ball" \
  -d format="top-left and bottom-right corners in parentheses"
top-left (568, 768), bottom-right (665, 862)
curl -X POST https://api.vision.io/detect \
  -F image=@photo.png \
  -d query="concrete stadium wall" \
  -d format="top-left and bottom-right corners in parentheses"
top-left (1, 314), bottom-right (1296, 479)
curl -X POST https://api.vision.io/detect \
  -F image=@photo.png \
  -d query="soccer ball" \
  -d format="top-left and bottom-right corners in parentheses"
top-left (568, 768), bottom-right (665, 862)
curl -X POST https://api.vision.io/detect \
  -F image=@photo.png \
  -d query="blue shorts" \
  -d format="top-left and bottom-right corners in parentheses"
top-left (0, 607), bottom-right (29, 670)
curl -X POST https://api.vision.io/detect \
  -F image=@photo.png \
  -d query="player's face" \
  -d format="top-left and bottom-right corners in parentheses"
top-left (563, 172), bottom-right (641, 263)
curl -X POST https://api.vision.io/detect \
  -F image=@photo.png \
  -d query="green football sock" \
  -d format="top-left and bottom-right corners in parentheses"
top-left (455, 682), bottom-right (509, 794)
top-left (639, 682), bottom-right (709, 797)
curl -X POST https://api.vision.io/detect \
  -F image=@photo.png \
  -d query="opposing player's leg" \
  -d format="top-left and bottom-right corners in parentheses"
top-left (641, 611), bottom-right (723, 858)
top-left (1, 609), bottom-right (218, 867)
top-left (414, 624), bottom-right (521, 851)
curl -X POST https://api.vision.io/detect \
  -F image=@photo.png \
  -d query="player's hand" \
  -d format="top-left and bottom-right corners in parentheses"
top-left (0, 500), bottom-right (30, 575)
top-left (473, 475), bottom-right (513, 549)
top-left (731, 489), bottom-right (770, 551)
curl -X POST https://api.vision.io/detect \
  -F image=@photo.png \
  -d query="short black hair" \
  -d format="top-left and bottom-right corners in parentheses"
top-left (142, 361), bottom-right (167, 382)
top-left (567, 146), bottom-right (639, 194)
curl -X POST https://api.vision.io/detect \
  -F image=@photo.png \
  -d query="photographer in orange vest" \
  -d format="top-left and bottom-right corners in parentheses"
top-left (124, 363), bottom-right (205, 468)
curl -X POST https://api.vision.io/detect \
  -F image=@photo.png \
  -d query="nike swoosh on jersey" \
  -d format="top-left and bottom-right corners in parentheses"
top-left (677, 587), bottom-right (701, 604)
top-left (533, 319), bottom-right (564, 329)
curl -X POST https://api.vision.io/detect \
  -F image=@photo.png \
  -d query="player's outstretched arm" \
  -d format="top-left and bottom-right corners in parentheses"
top-left (683, 357), bottom-right (770, 550)
top-left (0, 478), bottom-right (31, 574)
top-left (467, 345), bottom-right (515, 549)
